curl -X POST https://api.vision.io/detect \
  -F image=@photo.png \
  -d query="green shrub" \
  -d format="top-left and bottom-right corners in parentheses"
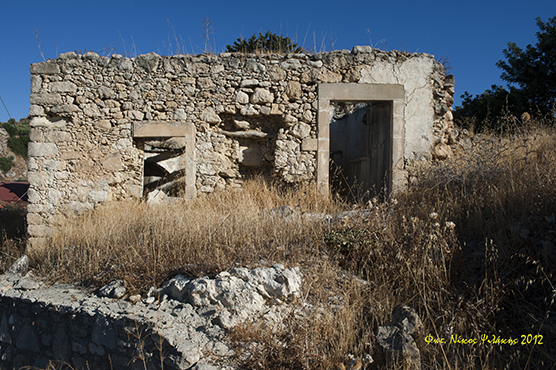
top-left (1, 121), bottom-right (30, 158)
top-left (226, 31), bottom-right (303, 54)
top-left (0, 157), bottom-right (14, 172)
top-left (7, 136), bottom-right (29, 158)
top-left (1, 122), bottom-right (17, 137)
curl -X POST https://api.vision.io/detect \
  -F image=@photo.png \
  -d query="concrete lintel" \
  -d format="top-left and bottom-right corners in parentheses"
top-left (133, 121), bottom-right (195, 138)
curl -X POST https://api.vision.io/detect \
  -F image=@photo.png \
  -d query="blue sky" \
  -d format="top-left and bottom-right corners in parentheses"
top-left (1, 0), bottom-right (555, 122)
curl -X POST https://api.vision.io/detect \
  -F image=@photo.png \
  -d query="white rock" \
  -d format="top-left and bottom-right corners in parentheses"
top-left (200, 107), bottom-right (221, 124)
top-left (146, 189), bottom-right (169, 205)
top-left (98, 280), bottom-right (126, 299)
top-left (250, 88), bottom-right (274, 104)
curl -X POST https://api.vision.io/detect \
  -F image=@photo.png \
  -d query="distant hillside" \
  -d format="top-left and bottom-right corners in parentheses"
top-left (0, 118), bottom-right (28, 182)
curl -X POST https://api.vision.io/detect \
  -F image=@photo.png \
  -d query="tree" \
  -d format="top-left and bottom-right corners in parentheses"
top-left (454, 85), bottom-right (529, 131)
top-left (226, 31), bottom-right (303, 54)
top-left (455, 16), bottom-right (556, 130)
top-left (496, 16), bottom-right (556, 114)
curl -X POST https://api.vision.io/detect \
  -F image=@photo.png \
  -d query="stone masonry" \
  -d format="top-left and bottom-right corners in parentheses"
top-left (27, 46), bottom-right (455, 247)
top-left (0, 261), bottom-right (302, 369)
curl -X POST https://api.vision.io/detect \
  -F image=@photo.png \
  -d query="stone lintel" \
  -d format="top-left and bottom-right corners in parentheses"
top-left (133, 121), bottom-right (194, 138)
top-left (318, 83), bottom-right (404, 102)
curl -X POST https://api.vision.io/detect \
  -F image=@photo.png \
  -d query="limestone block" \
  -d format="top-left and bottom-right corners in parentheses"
top-left (280, 59), bottom-right (302, 69)
top-left (135, 52), bottom-right (161, 72)
top-left (285, 81), bottom-right (302, 101)
top-left (351, 45), bottom-right (372, 54)
top-left (308, 60), bottom-right (323, 68)
top-left (233, 120), bottom-right (250, 129)
top-left (221, 130), bottom-right (267, 139)
top-left (291, 122), bottom-right (311, 139)
top-left (50, 82), bottom-right (77, 93)
top-left (245, 59), bottom-right (266, 73)
top-left (83, 104), bottom-right (101, 117)
top-left (211, 64), bottom-right (225, 74)
top-left (156, 156), bottom-right (182, 174)
top-left (27, 224), bottom-right (49, 237)
top-left (28, 171), bottom-right (54, 187)
top-left (200, 107), bottom-right (221, 124)
top-left (250, 88), bottom-right (273, 104)
top-left (301, 138), bottom-right (318, 151)
top-left (302, 110), bottom-right (313, 123)
top-left (29, 128), bottom-right (43, 142)
top-left (27, 188), bottom-right (41, 203)
top-left (225, 105), bottom-right (237, 114)
top-left (283, 114), bottom-right (297, 124)
top-left (234, 91), bottom-right (249, 104)
top-left (30, 93), bottom-right (62, 106)
top-left (46, 189), bottom-right (63, 207)
top-left (102, 155), bottom-right (123, 171)
top-left (58, 51), bottom-right (77, 59)
top-left (61, 150), bottom-right (81, 160)
top-left (268, 66), bottom-right (287, 81)
top-left (26, 213), bottom-right (44, 226)
top-left (319, 69), bottom-right (342, 83)
top-left (98, 86), bottom-right (117, 99)
top-left (133, 121), bottom-right (195, 138)
top-left (30, 75), bottom-right (42, 93)
top-left (88, 190), bottom-right (109, 203)
top-left (270, 104), bottom-right (283, 115)
top-left (66, 201), bottom-right (94, 213)
top-left (28, 142), bottom-right (57, 157)
top-left (30, 62), bottom-right (60, 75)
top-left (173, 109), bottom-right (187, 121)
top-left (240, 105), bottom-right (259, 116)
top-left (123, 183), bottom-right (143, 198)
top-left (240, 79), bottom-right (259, 87)
top-left (197, 77), bottom-right (215, 90)
top-left (93, 120), bottom-right (111, 130)
top-left (104, 100), bottom-right (120, 108)
top-left (50, 104), bottom-right (79, 114)
top-left (29, 105), bottom-right (44, 116)
top-left (127, 110), bottom-right (144, 120)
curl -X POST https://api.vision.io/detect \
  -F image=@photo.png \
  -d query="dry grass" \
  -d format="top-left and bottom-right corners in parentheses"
top-left (25, 120), bottom-right (556, 369)
top-left (29, 178), bottom-right (342, 294)
top-left (0, 204), bottom-right (27, 273)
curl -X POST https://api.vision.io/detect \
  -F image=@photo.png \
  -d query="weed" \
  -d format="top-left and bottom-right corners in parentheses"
top-left (26, 119), bottom-right (556, 369)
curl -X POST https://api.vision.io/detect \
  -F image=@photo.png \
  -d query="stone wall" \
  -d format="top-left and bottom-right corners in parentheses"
top-left (27, 46), bottom-right (454, 247)
top-left (0, 261), bottom-right (303, 369)
top-left (0, 272), bottom-right (230, 369)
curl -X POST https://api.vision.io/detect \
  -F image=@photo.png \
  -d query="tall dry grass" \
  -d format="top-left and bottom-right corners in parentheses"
top-left (29, 179), bottom-right (342, 294)
top-left (27, 120), bottom-right (556, 369)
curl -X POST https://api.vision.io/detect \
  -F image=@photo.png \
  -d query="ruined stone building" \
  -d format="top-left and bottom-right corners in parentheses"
top-left (27, 46), bottom-right (455, 247)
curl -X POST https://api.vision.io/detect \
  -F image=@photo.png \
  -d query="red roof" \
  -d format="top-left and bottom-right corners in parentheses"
top-left (0, 182), bottom-right (29, 208)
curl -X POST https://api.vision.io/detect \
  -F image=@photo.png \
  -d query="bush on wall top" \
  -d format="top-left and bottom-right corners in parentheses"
top-left (226, 31), bottom-right (303, 54)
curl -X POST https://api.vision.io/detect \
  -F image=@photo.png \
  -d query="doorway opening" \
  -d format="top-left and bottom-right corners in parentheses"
top-left (329, 101), bottom-right (392, 201)
top-left (132, 121), bottom-right (196, 199)
top-left (317, 83), bottom-right (405, 199)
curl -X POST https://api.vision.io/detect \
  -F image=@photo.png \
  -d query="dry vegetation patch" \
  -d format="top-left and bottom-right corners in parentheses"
top-left (16, 122), bottom-right (556, 369)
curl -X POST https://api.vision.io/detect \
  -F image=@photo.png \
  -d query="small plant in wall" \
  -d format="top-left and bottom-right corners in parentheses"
top-left (226, 31), bottom-right (304, 54)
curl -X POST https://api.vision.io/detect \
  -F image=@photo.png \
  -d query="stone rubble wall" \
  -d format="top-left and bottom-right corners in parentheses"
top-left (27, 47), bottom-right (454, 246)
top-left (0, 263), bottom-right (303, 369)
